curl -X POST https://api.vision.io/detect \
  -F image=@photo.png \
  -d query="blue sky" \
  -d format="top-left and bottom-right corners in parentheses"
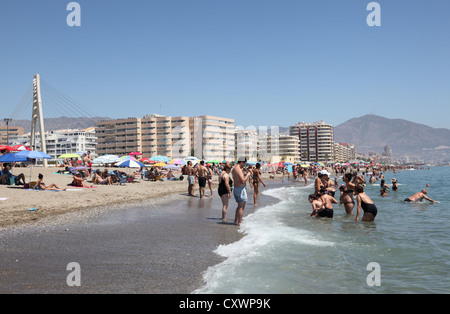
top-left (1, 0), bottom-right (449, 129)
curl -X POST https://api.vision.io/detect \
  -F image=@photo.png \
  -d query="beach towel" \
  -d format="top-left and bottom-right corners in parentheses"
top-left (53, 172), bottom-right (72, 176)
top-left (68, 186), bottom-right (97, 189)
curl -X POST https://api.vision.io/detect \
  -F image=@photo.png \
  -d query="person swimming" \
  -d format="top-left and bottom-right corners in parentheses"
top-left (404, 189), bottom-right (437, 203)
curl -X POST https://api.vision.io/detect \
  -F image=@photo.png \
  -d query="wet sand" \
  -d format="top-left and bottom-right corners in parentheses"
top-left (0, 179), bottom-right (286, 294)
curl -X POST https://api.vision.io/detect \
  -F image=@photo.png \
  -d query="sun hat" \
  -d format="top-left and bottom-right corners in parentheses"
top-left (319, 170), bottom-right (331, 176)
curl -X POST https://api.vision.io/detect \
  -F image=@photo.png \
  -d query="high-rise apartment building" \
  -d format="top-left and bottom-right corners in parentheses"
top-left (334, 143), bottom-right (356, 163)
top-left (278, 134), bottom-right (301, 163)
top-left (95, 117), bottom-right (142, 156)
top-left (141, 114), bottom-right (191, 158)
top-left (96, 115), bottom-right (235, 161)
top-left (0, 125), bottom-right (24, 145)
top-left (191, 116), bottom-right (235, 161)
top-left (290, 121), bottom-right (334, 163)
top-left (235, 129), bottom-right (258, 162)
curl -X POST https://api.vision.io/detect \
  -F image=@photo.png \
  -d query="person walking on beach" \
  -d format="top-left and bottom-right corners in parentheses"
top-left (218, 164), bottom-right (233, 223)
top-left (186, 161), bottom-right (196, 197)
top-left (206, 164), bottom-right (214, 198)
top-left (232, 157), bottom-right (252, 226)
top-left (197, 160), bottom-right (208, 199)
top-left (404, 189), bottom-right (437, 203)
top-left (252, 163), bottom-right (266, 206)
top-left (355, 185), bottom-right (377, 222)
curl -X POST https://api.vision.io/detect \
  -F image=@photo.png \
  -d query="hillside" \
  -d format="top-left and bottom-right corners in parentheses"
top-left (2, 117), bottom-right (111, 133)
top-left (334, 114), bottom-right (450, 160)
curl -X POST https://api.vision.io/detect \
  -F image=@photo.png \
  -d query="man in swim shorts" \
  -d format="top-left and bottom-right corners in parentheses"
top-left (186, 161), bottom-right (196, 197)
top-left (232, 157), bottom-right (252, 226)
top-left (197, 160), bottom-right (208, 199)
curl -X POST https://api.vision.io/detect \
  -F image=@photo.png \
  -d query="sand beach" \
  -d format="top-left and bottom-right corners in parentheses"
top-left (0, 166), bottom-right (282, 293)
top-left (0, 166), bottom-right (188, 228)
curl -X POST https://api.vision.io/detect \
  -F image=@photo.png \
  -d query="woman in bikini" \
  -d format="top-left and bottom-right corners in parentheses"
top-left (355, 185), bottom-right (378, 222)
top-left (341, 173), bottom-right (355, 214)
top-left (32, 174), bottom-right (66, 191)
top-left (252, 163), bottom-right (266, 206)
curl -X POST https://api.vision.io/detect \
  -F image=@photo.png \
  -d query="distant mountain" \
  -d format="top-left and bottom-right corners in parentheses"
top-left (2, 117), bottom-right (111, 133)
top-left (334, 114), bottom-right (450, 160)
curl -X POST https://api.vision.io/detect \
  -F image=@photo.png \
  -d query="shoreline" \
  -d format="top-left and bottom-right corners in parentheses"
top-left (0, 167), bottom-right (288, 229)
top-left (0, 171), bottom-right (286, 293)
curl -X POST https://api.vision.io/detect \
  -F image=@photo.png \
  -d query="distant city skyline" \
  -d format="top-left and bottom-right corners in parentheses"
top-left (1, 1), bottom-right (449, 129)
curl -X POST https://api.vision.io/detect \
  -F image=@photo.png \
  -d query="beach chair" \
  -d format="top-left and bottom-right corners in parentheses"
top-left (113, 170), bottom-right (128, 185)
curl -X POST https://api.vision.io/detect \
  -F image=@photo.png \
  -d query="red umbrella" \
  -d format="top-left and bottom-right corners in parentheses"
top-left (129, 152), bottom-right (142, 156)
top-left (0, 145), bottom-right (13, 152)
top-left (11, 145), bottom-right (32, 152)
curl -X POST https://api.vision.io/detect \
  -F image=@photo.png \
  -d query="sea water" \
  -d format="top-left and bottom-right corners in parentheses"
top-left (195, 167), bottom-right (450, 294)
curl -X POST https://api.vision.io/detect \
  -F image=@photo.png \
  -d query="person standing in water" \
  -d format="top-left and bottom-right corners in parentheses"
top-left (232, 157), bottom-right (252, 226)
top-left (355, 185), bottom-right (378, 222)
top-left (341, 173), bottom-right (355, 215)
top-left (252, 163), bottom-right (266, 206)
top-left (218, 164), bottom-right (233, 223)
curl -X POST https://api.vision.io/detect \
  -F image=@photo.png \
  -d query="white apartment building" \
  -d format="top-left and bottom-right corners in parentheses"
top-left (191, 116), bottom-right (235, 161)
top-left (334, 143), bottom-right (356, 163)
top-left (235, 128), bottom-right (258, 162)
top-left (9, 128), bottom-right (97, 160)
top-left (279, 134), bottom-right (301, 163)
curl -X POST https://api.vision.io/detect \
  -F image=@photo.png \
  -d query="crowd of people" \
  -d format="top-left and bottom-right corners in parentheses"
top-left (183, 159), bottom-right (439, 226)
top-left (184, 158), bottom-right (266, 226)
top-left (307, 168), bottom-right (438, 222)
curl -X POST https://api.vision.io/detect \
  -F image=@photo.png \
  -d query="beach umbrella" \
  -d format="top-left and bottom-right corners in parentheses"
top-left (0, 145), bottom-right (13, 152)
top-left (15, 150), bottom-right (52, 182)
top-left (0, 153), bottom-right (27, 163)
top-left (58, 153), bottom-right (81, 159)
top-left (116, 159), bottom-right (146, 168)
top-left (93, 155), bottom-right (122, 164)
top-left (170, 158), bottom-right (187, 165)
top-left (207, 159), bottom-right (220, 164)
top-left (16, 150), bottom-right (52, 160)
top-left (129, 152), bottom-right (142, 156)
top-left (284, 162), bottom-right (293, 166)
top-left (150, 155), bottom-right (170, 162)
top-left (163, 164), bottom-right (180, 170)
top-left (152, 162), bottom-right (166, 167)
top-left (185, 156), bottom-right (200, 161)
top-left (11, 145), bottom-right (31, 152)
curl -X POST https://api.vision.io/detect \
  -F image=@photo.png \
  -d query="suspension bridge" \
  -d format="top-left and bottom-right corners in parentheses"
top-left (2, 74), bottom-right (98, 166)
